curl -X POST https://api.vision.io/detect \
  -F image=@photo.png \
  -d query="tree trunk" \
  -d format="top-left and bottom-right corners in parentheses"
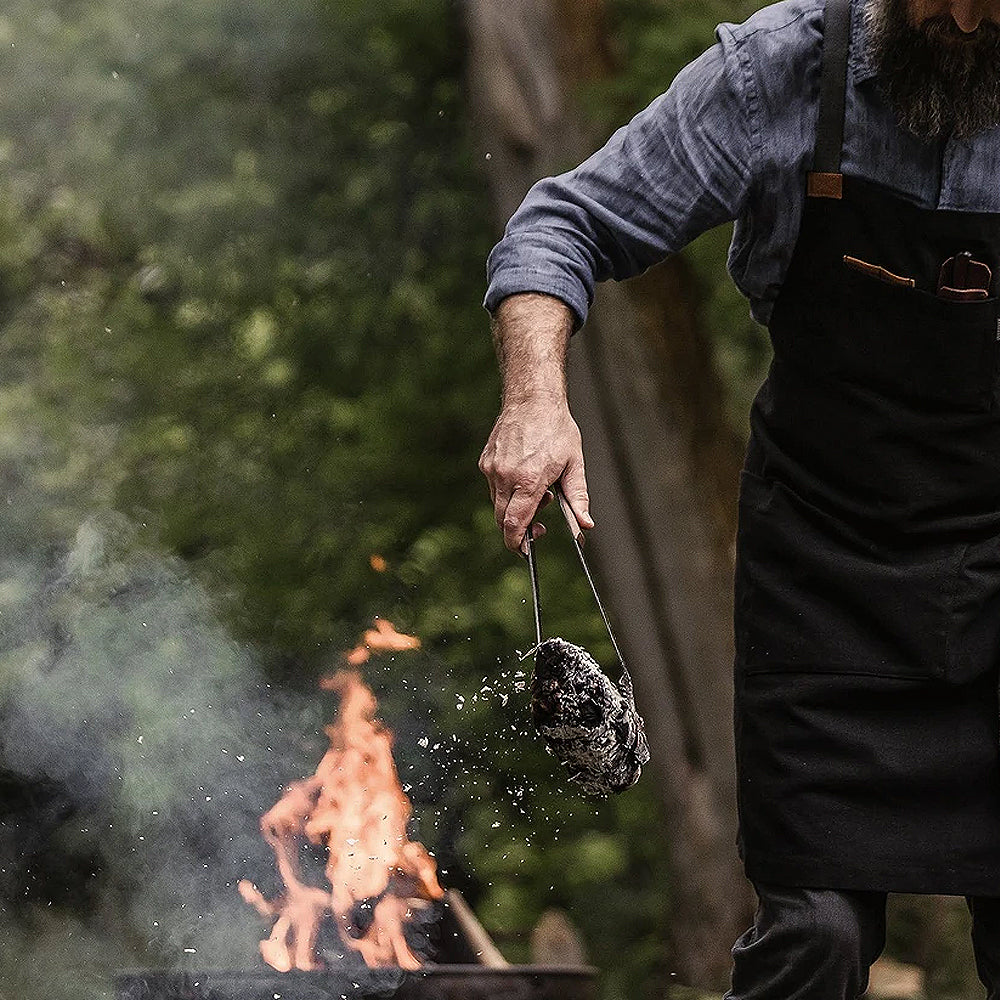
top-left (463, 0), bottom-right (755, 989)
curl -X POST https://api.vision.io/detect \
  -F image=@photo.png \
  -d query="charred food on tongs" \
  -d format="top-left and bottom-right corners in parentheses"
top-left (524, 488), bottom-right (650, 799)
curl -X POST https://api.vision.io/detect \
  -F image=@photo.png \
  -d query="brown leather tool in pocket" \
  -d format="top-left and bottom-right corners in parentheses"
top-left (843, 255), bottom-right (916, 289)
top-left (937, 252), bottom-right (992, 301)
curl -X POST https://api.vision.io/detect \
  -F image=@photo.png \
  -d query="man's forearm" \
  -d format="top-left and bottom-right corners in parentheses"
top-left (491, 293), bottom-right (573, 406)
top-left (481, 291), bottom-right (591, 552)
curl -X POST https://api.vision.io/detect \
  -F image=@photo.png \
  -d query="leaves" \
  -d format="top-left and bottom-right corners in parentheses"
top-left (0, 0), bottom-right (673, 997)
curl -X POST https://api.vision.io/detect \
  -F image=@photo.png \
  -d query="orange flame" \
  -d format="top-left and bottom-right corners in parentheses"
top-left (239, 623), bottom-right (441, 973)
top-left (340, 617), bottom-right (420, 668)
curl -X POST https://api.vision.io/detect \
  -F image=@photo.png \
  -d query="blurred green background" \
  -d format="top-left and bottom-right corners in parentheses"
top-left (0, 0), bottom-right (981, 998)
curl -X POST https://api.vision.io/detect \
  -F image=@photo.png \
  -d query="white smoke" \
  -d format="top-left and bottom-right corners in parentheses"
top-left (0, 511), bottom-right (325, 999)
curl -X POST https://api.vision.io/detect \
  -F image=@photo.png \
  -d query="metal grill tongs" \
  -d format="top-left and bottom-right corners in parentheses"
top-left (521, 486), bottom-right (649, 798)
top-left (523, 487), bottom-right (638, 705)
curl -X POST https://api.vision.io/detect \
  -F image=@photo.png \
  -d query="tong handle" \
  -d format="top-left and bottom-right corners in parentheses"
top-left (524, 486), bottom-right (629, 686)
top-left (553, 488), bottom-right (626, 670)
top-left (525, 526), bottom-right (543, 648)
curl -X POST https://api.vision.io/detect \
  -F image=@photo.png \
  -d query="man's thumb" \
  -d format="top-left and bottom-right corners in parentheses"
top-left (560, 464), bottom-right (594, 532)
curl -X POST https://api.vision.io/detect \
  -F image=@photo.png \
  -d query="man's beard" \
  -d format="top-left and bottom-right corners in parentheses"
top-left (865, 0), bottom-right (1000, 140)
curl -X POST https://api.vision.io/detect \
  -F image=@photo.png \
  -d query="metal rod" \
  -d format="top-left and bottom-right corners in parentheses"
top-left (524, 526), bottom-right (542, 648)
top-left (525, 488), bottom-right (636, 699)
top-left (444, 889), bottom-right (510, 968)
top-left (553, 486), bottom-right (626, 670)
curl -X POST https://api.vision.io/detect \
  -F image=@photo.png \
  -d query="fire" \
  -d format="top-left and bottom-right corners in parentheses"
top-left (239, 621), bottom-right (442, 972)
top-left (342, 617), bottom-right (421, 667)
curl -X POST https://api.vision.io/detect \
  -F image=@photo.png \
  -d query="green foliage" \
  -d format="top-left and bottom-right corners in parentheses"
top-left (0, 0), bottom-right (672, 998)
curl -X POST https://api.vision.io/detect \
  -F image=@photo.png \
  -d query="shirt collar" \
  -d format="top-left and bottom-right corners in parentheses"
top-left (851, 0), bottom-right (881, 84)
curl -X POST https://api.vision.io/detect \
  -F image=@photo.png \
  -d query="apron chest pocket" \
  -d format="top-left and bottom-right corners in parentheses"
top-left (734, 469), bottom-right (991, 679)
top-left (839, 269), bottom-right (998, 411)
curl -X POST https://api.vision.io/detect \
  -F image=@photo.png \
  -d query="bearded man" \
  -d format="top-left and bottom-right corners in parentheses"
top-left (479, 0), bottom-right (1000, 995)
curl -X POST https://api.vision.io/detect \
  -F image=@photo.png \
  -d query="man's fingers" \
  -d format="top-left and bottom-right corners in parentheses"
top-left (478, 405), bottom-right (589, 553)
top-left (478, 448), bottom-right (497, 506)
top-left (559, 459), bottom-right (594, 538)
top-left (520, 521), bottom-right (547, 555)
top-left (493, 489), bottom-right (512, 543)
top-left (503, 486), bottom-right (548, 553)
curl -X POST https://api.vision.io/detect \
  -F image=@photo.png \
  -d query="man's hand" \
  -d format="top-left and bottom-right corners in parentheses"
top-left (479, 395), bottom-right (593, 553)
top-left (479, 292), bottom-right (594, 554)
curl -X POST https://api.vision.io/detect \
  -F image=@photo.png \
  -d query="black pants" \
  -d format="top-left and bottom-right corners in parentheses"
top-left (725, 884), bottom-right (1000, 1000)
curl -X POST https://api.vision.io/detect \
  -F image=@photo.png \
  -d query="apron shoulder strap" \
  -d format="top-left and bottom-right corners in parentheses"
top-left (807, 0), bottom-right (852, 199)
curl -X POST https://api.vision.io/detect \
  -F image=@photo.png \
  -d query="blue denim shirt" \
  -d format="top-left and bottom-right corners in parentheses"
top-left (483, 0), bottom-right (1000, 329)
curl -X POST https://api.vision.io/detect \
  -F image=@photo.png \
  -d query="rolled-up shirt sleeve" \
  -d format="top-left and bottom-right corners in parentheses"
top-left (483, 25), bottom-right (755, 331)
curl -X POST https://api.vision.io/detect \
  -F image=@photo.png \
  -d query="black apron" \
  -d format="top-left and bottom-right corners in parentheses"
top-left (734, 0), bottom-right (1000, 894)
